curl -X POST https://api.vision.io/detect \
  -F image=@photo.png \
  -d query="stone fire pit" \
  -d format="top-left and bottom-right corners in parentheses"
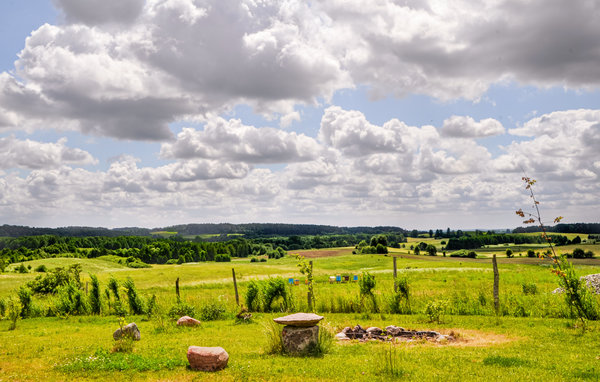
top-left (336, 324), bottom-right (454, 343)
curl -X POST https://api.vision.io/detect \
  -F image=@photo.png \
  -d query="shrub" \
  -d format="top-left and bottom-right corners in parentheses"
top-left (18, 286), bottom-right (33, 318)
top-left (245, 278), bottom-right (291, 312)
top-left (376, 243), bottom-right (388, 254)
top-left (425, 300), bottom-right (446, 323)
top-left (522, 282), bottom-right (538, 295)
top-left (245, 281), bottom-right (261, 312)
top-left (505, 249), bottom-right (513, 258)
top-left (16, 264), bottom-right (28, 273)
top-left (124, 278), bottom-right (145, 315)
top-left (145, 295), bottom-right (158, 320)
top-left (527, 249), bottom-right (536, 258)
top-left (263, 277), bottom-right (290, 312)
top-left (0, 298), bottom-right (5, 318)
top-left (89, 274), bottom-right (102, 315)
top-left (260, 258), bottom-right (267, 262)
top-left (359, 271), bottom-right (378, 312)
top-left (200, 299), bottom-right (227, 321)
top-left (215, 254), bottom-right (231, 262)
top-left (34, 264), bottom-right (48, 272)
top-left (449, 250), bottom-right (476, 258)
top-left (7, 297), bottom-right (21, 330)
top-left (168, 301), bottom-right (196, 319)
top-left (108, 277), bottom-right (120, 301)
top-left (55, 281), bottom-right (89, 316)
top-left (27, 264), bottom-right (82, 295)
top-left (389, 276), bottom-right (411, 314)
top-left (250, 257), bottom-right (258, 262)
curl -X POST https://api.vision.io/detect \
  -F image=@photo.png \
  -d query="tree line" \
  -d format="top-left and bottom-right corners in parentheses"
top-left (445, 233), bottom-right (572, 250)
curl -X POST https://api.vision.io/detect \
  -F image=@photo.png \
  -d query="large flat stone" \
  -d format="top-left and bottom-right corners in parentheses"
top-left (187, 346), bottom-right (229, 371)
top-left (273, 313), bottom-right (324, 327)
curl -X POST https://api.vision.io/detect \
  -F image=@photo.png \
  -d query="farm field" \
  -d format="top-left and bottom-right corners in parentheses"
top-left (2, 248), bottom-right (600, 380)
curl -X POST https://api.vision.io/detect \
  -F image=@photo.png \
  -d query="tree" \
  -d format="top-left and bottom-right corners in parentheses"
top-left (426, 244), bottom-right (437, 256)
top-left (376, 243), bottom-right (388, 254)
top-left (414, 246), bottom-right (420, 255)
top-left (428, 230), bottom-right (433, 238)
top-left (505, 249), bottom-right (513, 258)
top-left (516, 176), bottom-right (596, 329)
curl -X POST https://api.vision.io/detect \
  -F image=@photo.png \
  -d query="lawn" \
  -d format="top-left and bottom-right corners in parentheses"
top-left (2, 251), bottom-right (600, 380)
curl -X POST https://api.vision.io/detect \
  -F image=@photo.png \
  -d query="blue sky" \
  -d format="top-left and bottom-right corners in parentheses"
top-left (1, 0), bottom-right (599, 230)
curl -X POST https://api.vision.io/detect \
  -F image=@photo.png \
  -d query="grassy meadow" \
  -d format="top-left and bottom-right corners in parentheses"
top-left (2, 241), bottom-right (600, 380)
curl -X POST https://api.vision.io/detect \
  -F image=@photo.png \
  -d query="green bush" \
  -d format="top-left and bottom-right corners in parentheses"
top-left (18, 286), bottom-right (33, 318)
top-left (89, 274), bottom-right (102, 314)
top-left (527, 249), bottom-right (536, 258)
top-left (263, 278), bottom-right (290, 312)
top-left (124, 278), bottom-right (145, 315)
top-left (16, 263), bottom-right (28, 273)
top-left (55, 281), bottom-right (90, 316)
top-left (389, 277), bottom-right (411, 314)
top-left (34, 264), bottom-right (48, 272)
top-left (376, 244), bottom-right (388, 254)
top-left (7, 297), bottom-right (21, 330)
top-left (359, 271), bottom-right (378, 312)
top-left (215, 254), bottom-right (231, 262)
top-left (145, 295), bottom-right (158, 320)
top-left (244, 278), bottom-right (290, 312)
top-left (108, 277), bottom-right (120, 301)
top-left (199, 299), bottom-right (227, 321)
top-left (250, 257), bottom-right (258, 263)
top-left (425, 300), bottom-right (446, 323)
top-left (245, 281), bottom-right (261, 311)
top-left (27, 264), bottom-right (83, 295)
top-left (522, 282), bottom-right (538, 295)
top-left (168, 301), bottom-right (196, 319)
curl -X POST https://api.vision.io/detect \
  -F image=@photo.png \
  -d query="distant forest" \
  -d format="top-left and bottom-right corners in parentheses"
top-left (0, 223), bottom-right (407, 238)
top-left (512, 223), bottom-right (600, 234)
top-left (2, 222), bottom-right (599, 239)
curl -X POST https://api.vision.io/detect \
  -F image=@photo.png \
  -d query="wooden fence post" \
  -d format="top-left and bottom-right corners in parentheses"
top-left (492, 254), bottom-right (499, 315)
top-left (393, 257), bottom-right (398, 293)
top-left (175, 277), bottom-right (180, 302)
top-left (232, 268), bottom-right (239, 306)
top-left (308, 261), bottom-right (313, 311)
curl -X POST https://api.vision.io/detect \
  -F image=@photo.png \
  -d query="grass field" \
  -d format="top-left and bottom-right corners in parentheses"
top-left (2, 248), bottom-right (600, 380)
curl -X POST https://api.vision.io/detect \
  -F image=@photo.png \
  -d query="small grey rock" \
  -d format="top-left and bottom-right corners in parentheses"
top-left (113, 322), bottom-right (140, 341)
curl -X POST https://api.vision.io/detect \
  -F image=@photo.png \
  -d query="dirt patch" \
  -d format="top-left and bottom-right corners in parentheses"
top-left (432, 329), bottom-right (518, 347)
top-left (336, 325), bottom-right (518, 348)
top-left (290, 248), bottom-right (353, 258)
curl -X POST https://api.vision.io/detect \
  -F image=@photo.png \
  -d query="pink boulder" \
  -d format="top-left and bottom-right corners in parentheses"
top-left (177, 316), bottom-right (201, 327)
top-left (187, 346), bottom-right (229, 371)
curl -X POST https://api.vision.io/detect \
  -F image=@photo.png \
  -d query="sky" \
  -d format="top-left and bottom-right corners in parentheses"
top-left (0, 0), bottom-right (599, 230)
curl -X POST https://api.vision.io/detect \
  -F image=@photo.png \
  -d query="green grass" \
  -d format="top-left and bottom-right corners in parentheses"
top-left (2, 314), bottom-right (600, 381)
top-left (150, 231), bottom-right (178, 237)
top-left (2, 250), bottom-right (600, 380)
